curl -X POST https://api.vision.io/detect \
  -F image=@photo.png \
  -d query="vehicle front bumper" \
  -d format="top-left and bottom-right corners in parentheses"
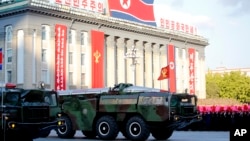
top-left (168, 114), bottom-right (203, 130)
top-left (6, 118), bottom-right (65, 138)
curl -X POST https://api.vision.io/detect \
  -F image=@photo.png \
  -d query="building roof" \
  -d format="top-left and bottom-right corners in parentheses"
top-left (0, 0), bottom-right (209, 46)
top-left (207, 67), bottom-right (250, 76)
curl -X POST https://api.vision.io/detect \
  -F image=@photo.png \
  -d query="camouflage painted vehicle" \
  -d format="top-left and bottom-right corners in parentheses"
top-left (57, 83), bottom-right (202, 141)
top-left (0, 83), bottom-right (64, 141)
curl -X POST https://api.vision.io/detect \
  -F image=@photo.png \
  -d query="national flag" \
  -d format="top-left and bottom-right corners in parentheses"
top-left (107, 0), bottom-right (156, 26)
top-left (158, 65), bottom-right (169, 80)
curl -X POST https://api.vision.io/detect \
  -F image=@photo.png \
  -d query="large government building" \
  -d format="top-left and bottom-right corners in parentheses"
top-left (0, 0), bottom-right (209, 98)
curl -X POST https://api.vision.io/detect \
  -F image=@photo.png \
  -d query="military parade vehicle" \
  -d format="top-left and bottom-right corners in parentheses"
top-left (0, 83), bottom-right (65, 141)
top-left (57, 83), bottom-right (202, 141)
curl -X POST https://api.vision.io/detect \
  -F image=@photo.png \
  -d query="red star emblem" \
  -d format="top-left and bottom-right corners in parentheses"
top-left (123, 0), bottom-right (128, 6)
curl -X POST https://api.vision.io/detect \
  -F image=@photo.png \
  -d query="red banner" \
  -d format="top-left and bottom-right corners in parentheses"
top-left (91, 30), bottom-right (104, 88)
top-left (55, 24), bottom-right (67, 90)
top-left (0, 48), bottom-right (2, 70)
top-left (167, 44), bottom-right (176, 92)
top-left (188, 48), bottom-right (195, 94)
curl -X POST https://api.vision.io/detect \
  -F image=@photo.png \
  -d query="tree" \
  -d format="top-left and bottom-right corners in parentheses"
top-left (206, 71), bottom-right (250, 103)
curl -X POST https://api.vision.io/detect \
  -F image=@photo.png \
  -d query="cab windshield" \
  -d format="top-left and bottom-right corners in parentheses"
top-left (44, 91), bottom-right (58, 107)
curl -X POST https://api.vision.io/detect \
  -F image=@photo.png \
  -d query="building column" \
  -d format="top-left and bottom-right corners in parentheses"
top-left (182, 47), bottom-right (188, 92)
top-left (144, 42), bottom-right (153, 88)
top-left (159, 44), bottom-right (168, 90)
top-left (200, 56), bottom-right (206, 99)
top-left (117, 37), bottom-right (126, 84)
top-left (135, 40), bottom-right (143, 86)
top-left (175, 47), bottom-right (181, 92)
top-left (106, 35), bottom-right (115, 87)
top-left (125, 39), bottom-right (134, 84)
top-left (152, 43), bottom-right (161, 89)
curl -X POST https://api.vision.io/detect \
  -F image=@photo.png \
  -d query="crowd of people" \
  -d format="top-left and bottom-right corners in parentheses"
top-left (188, 105), bottom-right (250, 131)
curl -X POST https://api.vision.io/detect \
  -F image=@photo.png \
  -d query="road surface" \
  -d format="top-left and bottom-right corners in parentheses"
top-left (35, 130), bottom-right (229, 141)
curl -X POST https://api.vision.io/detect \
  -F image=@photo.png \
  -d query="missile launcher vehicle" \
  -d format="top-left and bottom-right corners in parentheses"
top-left (57, 83), bottom-right (201, 140)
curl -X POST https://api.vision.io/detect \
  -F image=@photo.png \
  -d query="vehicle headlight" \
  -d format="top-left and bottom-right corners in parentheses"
top-left (57, 113), bottom-right (62, 117)
top-left (58, 119), bottom-right (65, 126)
top-left (174, 115), bottom-right (179, 121)
top-left (8, 122), bottom-right (17, 129)
top-left (4, 116), bottom-right (9, 120)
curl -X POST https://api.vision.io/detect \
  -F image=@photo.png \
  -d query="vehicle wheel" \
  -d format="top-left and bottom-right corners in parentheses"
top-left (82, 130), bottom-right (96, 139)
top-left (151, 128), bottom-right (173, 140)
top-left (96, 115), bottom-right (119, 140)
top-left (56, 116), bottom-right (76, 138)
top-left (125, 116), bottom-right (150, 141)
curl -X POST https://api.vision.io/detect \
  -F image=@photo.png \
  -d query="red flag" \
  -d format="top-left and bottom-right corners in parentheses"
top-left (158, 65), bottom-right (169, 80)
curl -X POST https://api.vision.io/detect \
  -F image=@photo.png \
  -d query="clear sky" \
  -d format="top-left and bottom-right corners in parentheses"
top-left (154, 0), bottom-right (250, 69)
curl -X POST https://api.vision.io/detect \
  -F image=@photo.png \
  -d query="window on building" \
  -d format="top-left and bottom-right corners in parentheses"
top-left (7, 49), bottom-right (12, 63)
top-left (42, 26), bottom-right (46, 40)
top-left (41, 25), bottom-right (50, 41)
top-left (69, 72), bottom-right (73, 85)
top-left (6, 26), bottom-right (12, 43)
top-left (175, 47), bottom-right (179, 60)
top-left (81, 53), bottom-right (85, 66)
top-left (80, 31), bottom-right (87, 46)
top-left (5, 26), bottom-right (12, 63)
top-left (80, 32), bottom-right (85, 46)
top-left (69, 52), bottom-right (73, 64)
top-left (81, 73), bottom-right (85, 86)
top-left (69, 30), bottom-right (72, 44)
top-left (41, 70), bottom-right (48, 83)
top-left (69, 30), bottom-right (76, 45)
top-left (182, 48), bottom-right (186, 59)
top-left (7, 70), bottom-right (12, 82)
top-left (41, 49), bottom-right (47, 62)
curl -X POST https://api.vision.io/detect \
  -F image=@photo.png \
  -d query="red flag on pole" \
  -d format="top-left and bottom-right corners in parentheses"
top-left (158, 65), bottom-right (169, 80)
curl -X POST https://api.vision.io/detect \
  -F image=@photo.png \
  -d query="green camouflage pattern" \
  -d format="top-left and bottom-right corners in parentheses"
top-left (60, 94), bottom-right (97, 130)
top-left (58, 83), bottom-right (200, 132)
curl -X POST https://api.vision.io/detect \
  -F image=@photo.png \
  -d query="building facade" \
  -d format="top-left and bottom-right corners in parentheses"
top-left (0, 0), bottom-right (208, 98)
top-left (208, 67), bottom-right (250, 76)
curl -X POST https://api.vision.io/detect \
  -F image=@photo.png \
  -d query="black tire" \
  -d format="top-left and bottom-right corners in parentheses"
top-left (56, 116), bottom-right (76, 138)
top-left (125, 116), bottom-right (150, 141)
top-left (151, 128), bottom-right (173, 140)
top-left (82, 130), bottom-right (97, 139)
top-left (96, 115), bottom-right (119, 140)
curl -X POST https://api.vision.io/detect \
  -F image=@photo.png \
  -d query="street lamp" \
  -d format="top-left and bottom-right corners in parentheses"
top-left (125, 46), bottom-right (140, 85)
